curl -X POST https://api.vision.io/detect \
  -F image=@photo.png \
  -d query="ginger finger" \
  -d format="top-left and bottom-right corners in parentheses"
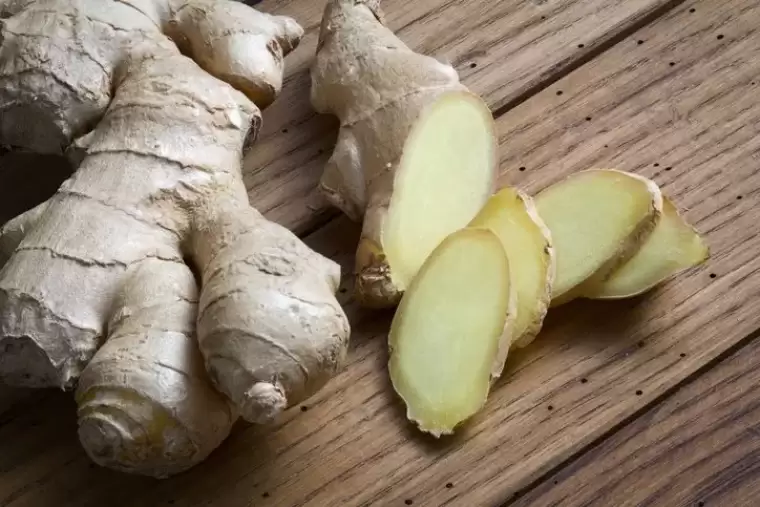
top-left (311, 0), bottom-right (497, 308)
top-left (193, 192), bottom-right (349, 424)
top-left (76, 259), bottom-right (236, 478)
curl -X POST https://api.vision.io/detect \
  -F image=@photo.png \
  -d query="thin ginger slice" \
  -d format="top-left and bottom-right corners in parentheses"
top-left (469, 186), bottom-right (554, 348)
top-left (535, 169), bottom-right (663, 306)
top-left (388, 228), bottom-right (512, 437)
top-left (584, 197), bottom-right (708, 299)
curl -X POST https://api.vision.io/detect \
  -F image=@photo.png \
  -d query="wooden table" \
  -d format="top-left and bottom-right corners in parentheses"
top-left (2, 0), bottom-right (760, 505)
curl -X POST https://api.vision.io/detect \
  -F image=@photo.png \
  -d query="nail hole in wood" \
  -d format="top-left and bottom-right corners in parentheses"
top-left (445, 482), bottom-right (454, 489)
top-left (281, 128), bottom-right (288, 134)
top-left (339, 287), bottom-right (348, 293)
top-left (469, 62), bottom-right (477, 69)
top-left (689, 8), bottom-right (696, 13)
top-left (556, 90), bottom-right (563, 96)
top-left (519, 166), bottom-right (526, 172)
top-left (300, 405), bottom-right (308, 412)
top-left (665, 166), bottom-right (672, 171)
top-left (637, 40), bottom-right (644, 45)
top-left (553, 480), bottom-right (559, 485)
top-left (541, 15), bottom-right (546, 20)
top-left (604, 144), bottom-right (609, 148)
top-left (262, 492), bottom-right (270, 498)
top-left (578, 43), bottom-right (585, 48)
top-left (737, 195), bottom-right (743, 200)
top-left (680, 353), bottom-right (687, 358)
top-left (581, 378), bottom-right (588, 384)
top-left (638, 341), bottom-right (645, 348)
top-left (654, 163), bottom-right (660, 167)
top-left (717, 34), bottom-right (724, 40)
top-left (405, 500), bottom-right (414, 505)
top-left (710, 273), bottom-right (717, 279)
top-left (548, 405), bottom-right (554, 411)
top-left (585, 116), bottom-right (592, 121)
top-left (636, 390), bottom-right (643, 396)
top-left (669, 62), bottom-right (676, 67)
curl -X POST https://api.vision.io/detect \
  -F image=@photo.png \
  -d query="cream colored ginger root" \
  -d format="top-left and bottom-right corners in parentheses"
top-left (310, 0), bottom-right (497, 307)
top-left (0, 0), bottom-right (350, 475)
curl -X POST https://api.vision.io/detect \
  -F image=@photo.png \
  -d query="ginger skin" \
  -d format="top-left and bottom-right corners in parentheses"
top-left (0, 0), bottom-right (350, 476)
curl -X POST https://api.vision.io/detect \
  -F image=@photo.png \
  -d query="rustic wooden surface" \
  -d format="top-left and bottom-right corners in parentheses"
top-left (2, 0), bottom-right (760, 506)
top-left (241, 0), bottom-right (684, 234)
top-left (512, 335), bottom-right (760, 507)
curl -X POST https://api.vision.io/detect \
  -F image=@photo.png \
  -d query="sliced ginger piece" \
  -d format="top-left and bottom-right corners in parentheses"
top-left (535, 169), bottom-right (663, 306)
top-left (311, 0), bottom-right (497, 308)
top-left (584, 197), bottom-right (708, 299)
top-left (469, 187), bottom-right (554, 348)
top-left (382, 92), bottom-right (497, 293)
top-left (388, 228), bottom-right (512, 437)
top-left (358, 91), bottom-right (497, 305)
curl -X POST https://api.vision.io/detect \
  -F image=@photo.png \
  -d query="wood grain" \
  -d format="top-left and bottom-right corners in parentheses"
top-left (512, 333), bottom-right (760, 507)
top-left (241, 0), bottom-right (684, 234)
top-left (2, 1), bottom-right (759, 506)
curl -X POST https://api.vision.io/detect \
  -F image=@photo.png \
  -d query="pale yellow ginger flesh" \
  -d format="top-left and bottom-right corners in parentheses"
top-left (311, 0), bottom-right (497, 308)
top-left (0, 0), bottom-right (350, 477)
top-left (469, 187), bottom-right (555, 348)
top-left (388, 228), bottom-right (512, 437)
top-left (584, 197), bottom-right (708, 299)
top-left (535, 170), bottom-right (663, 305)
top-left (383, 93), bottom-right (497, 292)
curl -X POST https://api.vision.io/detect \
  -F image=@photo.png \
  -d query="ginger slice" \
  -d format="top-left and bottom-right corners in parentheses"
top-left (584, 196), bottom-right (708, 299)
top-left (535, 169), bottom-right (663, 306)
top-left (382, 92), bottom-right (498, 293)
top-left (388, 228), bottom-right (512, 437)
top-left (469, 186), bottom-right (554, 348)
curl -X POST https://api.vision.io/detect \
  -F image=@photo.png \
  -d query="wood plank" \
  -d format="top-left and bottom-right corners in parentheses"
top-left (2, 1), bottom-right (759, 506)
top-left (242, 0), bottom-right (683, 234)
top-left (512, 335), bottom-right (760, 507)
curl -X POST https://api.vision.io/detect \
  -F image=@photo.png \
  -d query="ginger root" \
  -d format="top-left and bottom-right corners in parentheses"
top-left (0, 0), bottom-right (350, 476)
top-left (388, 228), bottom-right (513, 437)
top-left (311, 0), bottom-right (497, 308)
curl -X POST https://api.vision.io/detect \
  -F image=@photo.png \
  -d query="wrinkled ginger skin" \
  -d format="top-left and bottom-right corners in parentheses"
top-left (0, 0), bottom-right (302, 153)
top-left (310, 0), bottom-right (470, 307)
top-left (0, 0), bottom-right (350, 434)
top-left (192, 193), bottom-right (350, 425)
top-left (76, 260), bottom-right (237, 479)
